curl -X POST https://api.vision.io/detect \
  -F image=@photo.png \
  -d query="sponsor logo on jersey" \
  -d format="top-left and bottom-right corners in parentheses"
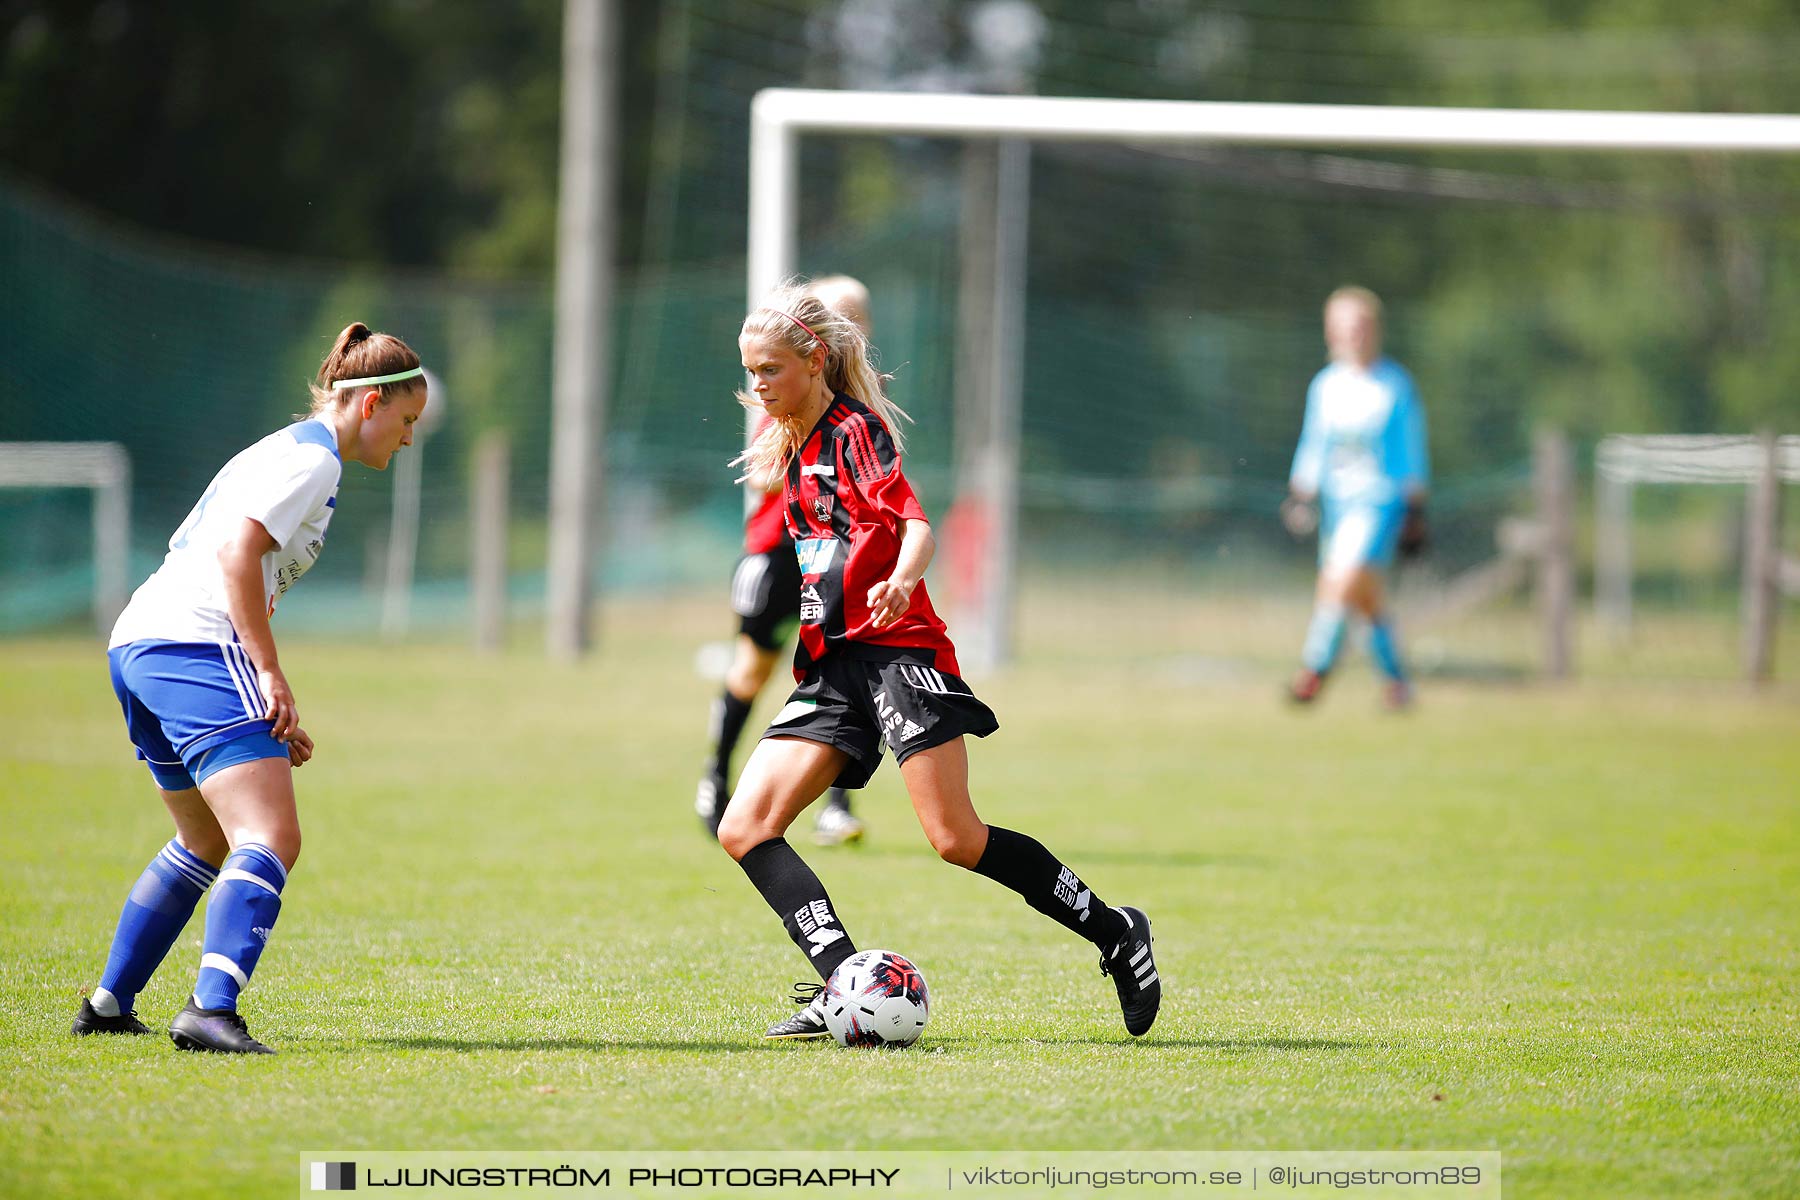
top-left (794, 537), bottom-right (837, 575)
top-left (799, 584), bottom-right (825, 624)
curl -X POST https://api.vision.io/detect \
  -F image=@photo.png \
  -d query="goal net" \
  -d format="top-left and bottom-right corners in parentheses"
top-left (1595, 434), bottom-right (1800, 677)
top-left (746, 90), bottom-right (1800, 682)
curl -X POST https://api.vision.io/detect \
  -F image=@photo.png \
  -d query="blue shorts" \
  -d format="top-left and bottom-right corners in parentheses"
top-left (1319, 501), bottom-right (1406, 572)
top-left (108, 641), bottom-right (288, 791)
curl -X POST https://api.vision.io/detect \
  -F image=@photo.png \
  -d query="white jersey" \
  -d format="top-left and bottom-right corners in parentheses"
top-left (109, 421), bottom-right (343, 647)
top-left (1289, 356), bottom-right (1428, 511)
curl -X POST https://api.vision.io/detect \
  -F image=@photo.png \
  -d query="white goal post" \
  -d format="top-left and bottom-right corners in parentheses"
top-left (1595, 433), bottom-right (1799, 679)
top-left (750, 93), bottom-right (1800, 294)
top-left (746, 89), bottom-right (1800, 672)
top-left (0, 442), bottom-right (131, 634)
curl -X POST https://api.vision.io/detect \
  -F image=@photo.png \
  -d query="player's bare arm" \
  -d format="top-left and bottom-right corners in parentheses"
top-left (216, 517), bottom-right (299, 742)
top-left (868, 519), bottom-right (934, 628)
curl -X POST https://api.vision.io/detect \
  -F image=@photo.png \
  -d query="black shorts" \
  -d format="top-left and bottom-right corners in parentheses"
top-left (731, 546), bottom-right (802, 651)
top-left (760, 651), bottom-right (1000, 790)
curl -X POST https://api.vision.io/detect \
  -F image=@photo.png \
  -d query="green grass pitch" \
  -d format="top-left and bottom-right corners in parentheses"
top-left (2, 605), bottom-right (1796, 1199)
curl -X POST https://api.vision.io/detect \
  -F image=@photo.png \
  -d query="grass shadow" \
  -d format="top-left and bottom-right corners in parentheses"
top-left (921, 1035), bottom-right (1367, 1052)
top-left (849, 843), bottom-right (1269, 871)
top-left (356, 1036), bottom-right (768, 1054)
top-left (348, 1034), bottom-right (1364, 1055)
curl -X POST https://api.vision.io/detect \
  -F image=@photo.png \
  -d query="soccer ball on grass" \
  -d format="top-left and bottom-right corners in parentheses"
top-left (821, 950), bottom-right (929, 1048)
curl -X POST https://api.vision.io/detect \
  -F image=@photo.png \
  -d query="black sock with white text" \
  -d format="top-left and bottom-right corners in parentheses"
top-left (973, 825), bottom-right (1128, 948)
top-left (739, 837), bottom-right (858, 981)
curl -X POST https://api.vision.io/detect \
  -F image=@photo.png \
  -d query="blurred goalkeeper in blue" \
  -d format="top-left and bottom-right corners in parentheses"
top-left (1282, 286), bottom-right (1430, 709)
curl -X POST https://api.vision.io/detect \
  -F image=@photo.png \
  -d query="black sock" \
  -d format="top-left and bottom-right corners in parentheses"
top-left (973, 825), bottom-right (1127, 947)
top-left (739, 837), bottom-right (858, 981)
top-left (707, 690), bottom-right (755, 777)
top-left (825, 787), bottom-right (850, 813)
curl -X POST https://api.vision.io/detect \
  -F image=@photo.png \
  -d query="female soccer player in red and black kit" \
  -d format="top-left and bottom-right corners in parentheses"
top-left (717, 282), bottom-right (1162, 1040)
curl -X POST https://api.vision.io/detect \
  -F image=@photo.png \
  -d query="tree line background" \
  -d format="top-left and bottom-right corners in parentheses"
top-left (2, 0), bottom-right (1796, 638)
top-left (7, 0), bottom-right (1796, 429)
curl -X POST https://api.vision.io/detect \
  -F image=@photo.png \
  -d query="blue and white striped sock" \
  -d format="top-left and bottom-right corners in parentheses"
top-left (93, 840), bottom-right (219, 1017)
top-left (193, 843), bottom-right (286, 1012)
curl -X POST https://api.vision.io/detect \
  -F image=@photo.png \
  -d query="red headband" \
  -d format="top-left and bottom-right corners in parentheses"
top-left (770, 309), bottom-right (823, 345)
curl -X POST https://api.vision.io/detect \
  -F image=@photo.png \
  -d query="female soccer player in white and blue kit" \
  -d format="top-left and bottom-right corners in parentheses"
top-left (72, 322), bottom-right (428, 1053)
top-left (1285, 286), bottom-right (1429, 708)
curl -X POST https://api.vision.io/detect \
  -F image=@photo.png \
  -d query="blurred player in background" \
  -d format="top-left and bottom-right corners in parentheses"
top-left (1283, 286), bottom-right (1430, 709)
top-left (717, 282), bottom-right (1161, 1041)
top-left (73, 323), bottom-right (428, 1053)
top-left (697, 276), bottom-right (871, 846)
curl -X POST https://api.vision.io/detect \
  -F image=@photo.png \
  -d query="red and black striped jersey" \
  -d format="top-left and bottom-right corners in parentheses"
top-left (745, 488), bottom-right (790, 555)
top-left (782, 394), bottom-right (959, 678)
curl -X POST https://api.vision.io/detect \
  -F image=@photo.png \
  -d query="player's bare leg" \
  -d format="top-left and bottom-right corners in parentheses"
top-left (162, 786), bottom-right (230, 866)
top-left (718, 736), bottom-right (847, 859)
top-left (896, 738), bottom-right (986, 868)
top-left (198, 758), bottom-right (301, 870)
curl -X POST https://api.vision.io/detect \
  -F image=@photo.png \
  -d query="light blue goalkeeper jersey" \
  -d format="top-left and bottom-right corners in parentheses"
top-left (1289, 356), bottom-right (1428, 510)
